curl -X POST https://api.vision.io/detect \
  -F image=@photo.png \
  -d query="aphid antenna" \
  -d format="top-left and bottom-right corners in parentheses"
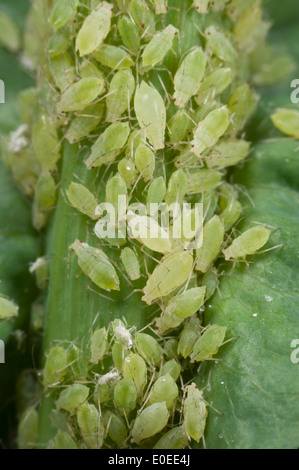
top-left (87, 285), bottom-right (118, 303)
top-left (257, 243), bottom-right (284, 255)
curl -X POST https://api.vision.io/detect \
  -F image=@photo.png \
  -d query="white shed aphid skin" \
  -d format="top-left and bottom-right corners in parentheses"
top-left (205, 139), bottom-right (250, 169)
top-left (106, 69), bottom-right (135, 122)
top-left (131, 402), bottom-right (169, 444)
top-left (65, 103), bottom-right (104, 143)
top-left (223, 225), bottom-right (271, 260)
top-left (142, 251), bottom-right (194, 305)
top-left (128, 0), bottom-right (156, 41)
top-left (149, 0), bottom-right (168, 14)
top-left (85, 121), bottom-right (130, 169)
top-left (194, 67), bottom-right (233, 105)
top-left (103, 410), bottom-right (128, 447)
top-left (43, 346), bottom-right (68, 387)
top-left (114, 377), bottom-right (138, 416)
top-left (183, 383), bottom-right (207, 443)
top-left (49, 52), bottom-right (77, 93)
top-left (134, 143), bottom-right (155, 182)
top-left (177, 316), bottom-right (202, 358)
top-left (187, 169), bottom-right (223, 194)
top-left (0, 295), bottom-right (19, 320)
top-left (195, 215), bottom-right (224, 273)
top-left (205, 26), bottom-right (237, 65)
top-left (50, 0), bottom-right (79, 30)
top-left (147, 374), bottom-right (178, 409)
top-left (66, 182), bottom-right (98, 220)
top-left (77, 403), bottom-right (104, 449)
top-left (70, 239), bottom-right (120, 291)
top-left (56, 384), bottom-right (90, 413)
top-left (191, 106), bottom-right (230, 157)
top-left (190, 324), bottom-right (227, 362)
top-left (7, 124), bottom-right (28, 153)
top-left (90, 327), bottom-right (108, 364)
top-left (123, 352), bottom-right (147, 395)
top-left (76, 2), bottom-right (113, 56)
top-left (117, 15), bottom-right (141, 54)
top-left (134, 81), bottom-right (166, 151)
top-left (153, 425), bottom-right (188, 449)
top-left (270, 108), bottom-right (299, 139)
top-left (32, 115), bottom-right (61, 171)
top-left (57, 77), bottom-right (105, 114)
top-left (97, 369), bottom-right (120, 385)
top-left (193, 0), bottom-right (210, 13)
top-left (29, 256), bottom-right (48, 290)
top-left (94, 45), bottom-right (134, 70)
top-left (120, 247), bottom-right (141, 281)
top-left (173, 47), bottom-right (207, 108)
top-left (141, 25), bottom-right (177, 68)
top-left (114, 324), bottom-right (134, 349)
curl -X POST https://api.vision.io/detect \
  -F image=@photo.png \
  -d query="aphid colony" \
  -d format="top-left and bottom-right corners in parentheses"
top-left (0, 0), bottom-right (280, 449)
top-left (19, 319), bottom-right (226, 449)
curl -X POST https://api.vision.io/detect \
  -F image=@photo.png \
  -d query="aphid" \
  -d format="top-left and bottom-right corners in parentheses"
top-left (190, 324), bottom-right (227, 362)
top-left (183, 383), bottom-right (207, 443)
top-left (105, 173), bottom-right (127, 214)
top-left (70, 240), bottom-right (120, 291)
top-left (220, 199), bottom-right (243, 231)
top-left (205, 26), bottom-right (237, 64)
top-left (118, 158), bottom-right (138, 188)
top-left (134, 143), bottom-right (155, 182)
top-left (146, 177), bottom-right (166, 207)
top-left (128, 0), bottom-right (156, 40)
top-left (85, 122), bottom-right (130, 169)
top-left (17, 407), bottom-right (39, 449)
top-left (225, 0), bottom-right (256, 21)
top-left (148, 374), bottom-right (178, 409)
top-left (56, 384), bottom-right (90, 413)
top-left (174, 151), bottom-right (198, 169)
top-left (166, 286), bottom-right (206, 320)
top-left (90, 327), bottom-right (108, 364)
top-left (149, 0), bottom-right (168, 14)
top-left (48, 430), bottom-right (78, 450)
top-left (76, 2), bottom-right (113, 56)
top-left (32, 172), bottom-right (56, 230)
top-left (233, 1), bottom-right (265, 53)
top-left (49, 52), bottom-right (76, 93)
top-left (153, 425), bottom-right (188, 449)
top-left (114, 377), bottom-right (137, 415)
top-left (131, 402), bottom-right (169, 444)
top-left (228, 83), bottom-right (259, 133)
top-left (134, 81), bottom-right (166, 151)
top-left (142, 25), bottom-right (177, 68)
top-left (0, 294), bottom-right (19, 319)
top-left (17, 88), bottom-right (39, 128)
top-left (193, 0), bottom-right (209, 13)
top-left (66, 182), bottom-right (98, 220)
top-left (123, 352), bottom-right (147, 395)
top-left (106, 69), bottom-right (135, 122)
top-left (125, 128), bottom-right (146, 159)
top-left (103, 411), bottom-right (128, 447)
top-left (191, 106), bottom-right (230, 157)
top-left (68, 345), bottom-right (89, 380)
top-left (205, 139), bottom-right (250, 169)
top-left (210, 0), bottom-right (229, 11)
top-left (65, 103), bottom-right (104, 143)
top-left (0, 10), bottom-right (20, 52)
top-left (177, 316), bottom-right (201, 358)
top-left (115, 0), bottom-right (131, 12)
top-left (194, 67), bottom-right (232, 105)
top-left (187, 169), bottom-right (222, 194)
top-left (135, 332), bottom-right (163, 367)
top-left (160, 359), bottom-right (181, 382)
top-left (80, 59), bottom-right (105, 82)
top-left (95, 382), bottom-right (110, 405)
top-left (164, 338), bottom-right (179, 360)
top-left (43, 346), bottom-right (68, 387)
top-left (112, 342), bottom-right (128, 370)
top-left (50, 0), bottom-right (79, 30)
top-left (29, 256), bottom-right (48, 290)
top-left (47, 29), bottom-right (69, 58)
top-left (270, 108), bottom-right (299, 139)
top-left (95, 45), bottom-right (134, 69)
top-left (195, 216), bottom-right (224, 273)
top-left (142, 251), bottom-right (193, 305)
top-left (165, 169), bottom-right (188, 206)
top-left (202, 269), bottom-right (219, 300)
top-left (77, 403), bottom-right (104, 449)
top-left (118, 15), bottom-right (140, 54)
top-left (113, 321), bottom-right (133, 348)
top-left (57, 77), bottom-right (104, 113)
top-left (120, 247), bottom-right (140, 281)
top-left (223, 225), bottom-right (271, 260)
top-left (30, 300), bottom-right (44, 331)
top-left (173, 47), bottom-right (207, 108)
top-left (32, 115), bottom-right (61, 171)
top-left (168, 111), bottom-right (192, 145)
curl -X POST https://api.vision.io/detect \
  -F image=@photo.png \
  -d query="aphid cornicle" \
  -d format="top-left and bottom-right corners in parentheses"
top-left (134, 81), bottom-right (166, 151)
top-left (173, 47), bottom-right (207, 108)
top-left (66, 182), bottom-right (99, 220)
top-left (131, 402), bottom-right (169, 444)
top-left (190, 324), bottom-right (227, 362)
top-left (142, 25), bottom-right (177, 68)
top-left (0, 295), bottom-right (19, 319)
top-left (183, 383), bottom-right (207, 443)
top-left (106, 69), bottom-right (135, 122)
top-left (223, 225), bottom-right (271, 260)
top-left (76, 2), bottom-right (113, 56)
top-left (70, 240), bottom-right (120, 291)
top-left (56, 384), bottom-right (90, 413)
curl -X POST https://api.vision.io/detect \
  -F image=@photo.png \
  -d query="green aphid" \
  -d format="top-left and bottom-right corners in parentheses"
top-left (80, 59), bottom-right (105, 82)
top-left (68, 345), bottom-right (89, 380)
top-left (223, 225), bottom-right (271, 260)
top-left (0, 11), bottom-right (20, 53)
top-left (18, 88), bottom-right (39, 128)
top-left (202, 269), bottom-right (219, 301)
top-left (0, 295), bottom-right (19, 319)
top-left (228, 83), bottom-right (259, 133)
top-left (142, 25), bottom-right (177, 67)
top-left (47, 29), bottom-right (69, 57)
top-left (123, 352), bottom-right (147, 395)
top-left (160, 359), bottom-right (181, 382)
top-left (146, 177), bottom-right (166, 207)
top-left (29, 256), bottom-right (48, 290)
top-left (66, 182), bottom-right (99, 220)
top-left (32, 115), bottom-right (61, 171)
top-left (90, 327), bottom-right (108, 364)
top-left (43, 346), bottom-right (68, 387)
top-left (118, 15), bottom-right (140, 54)
top-left (118, 158), bottom-right (138, 188)
top-left (70, 240), bottom-right (120, 291)
top-left (190, 324), bottom-right (227, 362)
top-left (57, 77), bottom-right (104, 113)
top-left (95, 45), bottom-right (134, 69)
top-left (66, 103), bottom-right (104, 143)
top-left (32, 172), bottom-right (56, 230)
top-left (165, 286), bottom-right (206, 320)
top-left (115, 0), bottom-right (131, 11)
top-left (18, 407), bottom-right (39, 449)
top-left (103, 411), bottom-right (128, 447)
top-left (106, 69), bottom-right (135, 122)
top-left (114, 377), bottom-right (137, 415)
top-left (153, 425), bottom-right (188, 449)
top-left (131, 402), bottom-right (169, 444)
top-left (205, 139), bottom-right (250, 169)
top-left (121, 247), bottom-right (141, 281)
top-left (50, 0), bottom-right (79, 30)
top-left (205, 26), bottom-right (237, 64)
top-left (149, 0), bottom-right (168, 14)
top-left (112, 342), bottom-right (129, 371)
top-left (128, 0), bottom-right (156, 40)
top-left (134, 143), bottom-right (155, 182)
top-left (177, 316), bottom-right (201, 358)
top-left (48, 430), bottom-right (78, 450)
top-left (77, 403), bottom-right (104, 449)
top-left (168, 110), bottom-right (192, 145)
top-left (85, 122), bottom-right (130, 169)
top-left (195, 215), bottom-right (224, 273)
top-left (271, 108), bottom-right (299, 140)
top-left (135, 333), bottom-right (163, 367)
top-left (76, 1), bottom-right (113, 56)
top-left (49, 52), bottom-right (76, 93)
top-left (183, 383), bottom-right (207, 443)
top-left (220, 199), bottom-right (243, 231)
top-left (30, 300), bottom-right (44, 331)
top-left (148, 374), bottom-right (178, 409)
top-left (193, 0), bottom-right (210, 13)
top-left (56, 384), bottom-right (90, 413)
top-left (187, 169), bottom-right (222, 194)
top-left (191, 107), bottom-right (230, 157)
top-left (195, 67), bottom-right (232, 105)
top-left (165, 169), bottom-right (188, 206)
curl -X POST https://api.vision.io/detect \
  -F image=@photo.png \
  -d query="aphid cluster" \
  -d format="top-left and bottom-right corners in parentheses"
top-left (0, 0), bottom-right (286, 449)
top-left (19, 319), bottom-right (227, 449)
